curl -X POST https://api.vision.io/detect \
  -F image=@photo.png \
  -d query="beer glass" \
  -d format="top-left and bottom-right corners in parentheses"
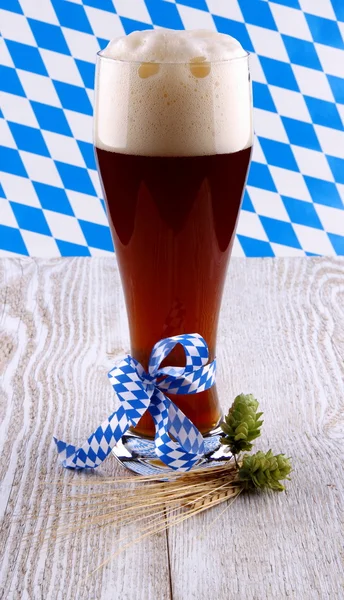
top-left (94, 39), bottom-right (252, 469)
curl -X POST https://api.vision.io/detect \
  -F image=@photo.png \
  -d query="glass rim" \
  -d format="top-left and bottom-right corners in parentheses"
top-left (96, 49), bottom-right (250, 65)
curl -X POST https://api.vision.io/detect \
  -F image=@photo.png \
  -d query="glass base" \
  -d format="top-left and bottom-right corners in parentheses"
top-left (112, 427), bottom-right (230, 476)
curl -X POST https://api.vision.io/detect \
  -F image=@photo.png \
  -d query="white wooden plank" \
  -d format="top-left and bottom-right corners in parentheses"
top-left (0, 258), bottom-right (171, 600)
top-left (168, 257), bottom-right (344, 600)
top-left (0, 257), bottom-right (343, 599)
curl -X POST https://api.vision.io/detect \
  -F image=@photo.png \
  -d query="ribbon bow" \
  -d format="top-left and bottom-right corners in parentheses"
top-left (54, 333), bottom-right (216, 471)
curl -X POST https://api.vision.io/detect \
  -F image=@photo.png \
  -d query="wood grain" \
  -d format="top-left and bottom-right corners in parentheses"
top-left (0, 257), bottom-right (343, 600)
top-left (0, 258), bottom-right (171, 600)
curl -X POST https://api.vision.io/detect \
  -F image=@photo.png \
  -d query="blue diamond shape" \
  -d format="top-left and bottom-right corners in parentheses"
top-left (304, 176), bottom-right (343, 209)
top-left (77, 141), bottom-right (96, 170)
top-left (282, 196), bottom-right (323, 229)
top-left (145, 0), bottom-right (184, 29)
top-left (247, 162), bottom-right (277, 192)
top-left (3, 66), bottom-right (25, 99)
top-left (94, 427), bottom-right (105, 444)
top-left (327, 75), bottom-right (344, 105)
top-left (331, 0), bottom-right (344, 21)
top-left (327, 156), bottom-right (344, 185)
top-left (10, 202), bottom-right (51, 236)
top-left (0, 0), bottom-right (22, 11)
top-left (237, 235), bottom-right (275, 257)
top-left (33, 182), bottom-right (74, 216)
top-left (269, 0), bottom-right (300, 6)
top-left (260, 57), bottom-right (299, 91)
top-left (79, 219), bottom-right (113, 252)
top-left (97, 37), bottom-right (110, 50)
top-left (191, 356), bottom-right (202, 367)
top-left (65, 443), bottom-right (77, 458)
top-left (0, 184), bottom-right (5, 198)
top-left (282, 35), bottom-right (322, 70)
top-left (259, 138), bottom-right (299, 171)
top-left (77, 449), bottom-right (90, 465)
top-left (182, 418), bottom-right (192, 434)
top-left (177, 0), bottom-right (208, 10)
top-left (304, 96), bottom-right (342, 131)
top-left (79, 220), bottom-right (113, 251)
top-left (0, 146), bottom-right (27, 177)
top-left (238, 0), bottom-right (277, 30)
top-left (87, 447), bottom-right (97, 463)
top-left (213, 16), bottom-right (254, 53)
top-left (8, 122), bottom-right (50, 157)
top-left (53, 81), bottom-right (93, 116)
top-left (260, 216), bottom-right (301, 248)
top-left (97, 447), bottom-right (107, 461)
top-left (242, 190), bottom-right (255, 213)
top-left (118, 18), bottom-right (153, 35)
top-left (179, 383), bottom-right (192, 394)
top-left (83, 0), bottom-right (116, 11)
top-left (0, 65), bottom-right (25, 96)
top-left (172, 414), bottom-right (182, 432)
top-left (55, 162), bottom-right (96, 195)
top-left (252, 82), bottom-right (277, 112)
top-left (328, 233), bottom-right (344, 255)
top-left (31, 101), bottom-right (73, 137)
top-left (0, 224), bottom-right (28, 255)
top-left (51, 0), bottom-right (93, 34)
top-left (28, 18), bottom-right (70, 55)
top-left (281, 117), bottom-right (321, 151)
top-left (5, 40), bottom-right (47, 76)
top-left (75, 60), bottom-right (95, 90)
top-left (306, 13), bottom-right (344, 49)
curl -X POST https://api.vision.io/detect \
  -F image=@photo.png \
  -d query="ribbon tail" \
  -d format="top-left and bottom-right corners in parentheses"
top-left (54, 405), bottom-right (130, 469)
top-left (149, 390), bottom-right (205, 472)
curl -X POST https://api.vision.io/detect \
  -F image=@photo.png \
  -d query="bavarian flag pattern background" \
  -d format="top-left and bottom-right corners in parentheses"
top-left (0, 0), bottom-right (344, 258)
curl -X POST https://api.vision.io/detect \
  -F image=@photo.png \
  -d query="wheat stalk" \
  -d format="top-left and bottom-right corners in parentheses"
top-left (19, 460), bottom-right (242, 571)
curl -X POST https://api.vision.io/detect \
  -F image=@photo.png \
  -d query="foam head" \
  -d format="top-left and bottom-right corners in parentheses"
top-left (94, 29), bottom-right (252, 157)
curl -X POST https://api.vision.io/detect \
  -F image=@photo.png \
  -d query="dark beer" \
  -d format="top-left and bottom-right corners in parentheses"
top-left (96, 147), bottom-right (252, 436)
top-left (94, 29), bottom-right (252, 440)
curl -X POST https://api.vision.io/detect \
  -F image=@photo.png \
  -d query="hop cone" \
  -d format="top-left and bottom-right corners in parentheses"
top-left (239, 450), bottom-right (292, 492)
top-left (220, 393), bottom-right (263, 454)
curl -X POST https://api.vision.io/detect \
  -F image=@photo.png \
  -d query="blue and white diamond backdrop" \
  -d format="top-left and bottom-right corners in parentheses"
top-left (0, 0), bottom-right (344, 258)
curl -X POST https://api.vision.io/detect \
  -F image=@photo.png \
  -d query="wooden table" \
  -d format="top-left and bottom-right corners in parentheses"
top-left (0, 257), bottom-right (343, 600)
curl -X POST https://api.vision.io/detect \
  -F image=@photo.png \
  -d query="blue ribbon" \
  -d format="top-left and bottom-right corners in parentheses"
top-left (54, 333), bottom-right (216, 471)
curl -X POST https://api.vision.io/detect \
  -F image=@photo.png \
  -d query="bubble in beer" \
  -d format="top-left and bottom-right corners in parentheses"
top-left (138, 62), bottom-right (160, 79)
top-left (189, 56), bottom-right (211, 78)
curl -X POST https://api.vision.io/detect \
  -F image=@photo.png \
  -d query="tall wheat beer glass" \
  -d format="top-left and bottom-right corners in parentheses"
top-left (94, 30), bottom-right (253, 467)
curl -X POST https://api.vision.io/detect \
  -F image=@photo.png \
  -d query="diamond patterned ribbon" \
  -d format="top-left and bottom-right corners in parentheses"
top-left (54, 333), bottom-right (216, 471)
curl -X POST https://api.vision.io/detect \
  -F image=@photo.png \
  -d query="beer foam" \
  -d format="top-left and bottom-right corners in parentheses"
top-left (94, 29), bottom-right (253, 156)
top-left (102, 29), bottom-right (246, 63)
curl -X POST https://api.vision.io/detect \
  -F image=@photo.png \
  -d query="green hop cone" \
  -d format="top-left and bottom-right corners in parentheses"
top-left (239, 450), bottom-right (292, 492)
top-left (220, 393), bottom-right (263, 454)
